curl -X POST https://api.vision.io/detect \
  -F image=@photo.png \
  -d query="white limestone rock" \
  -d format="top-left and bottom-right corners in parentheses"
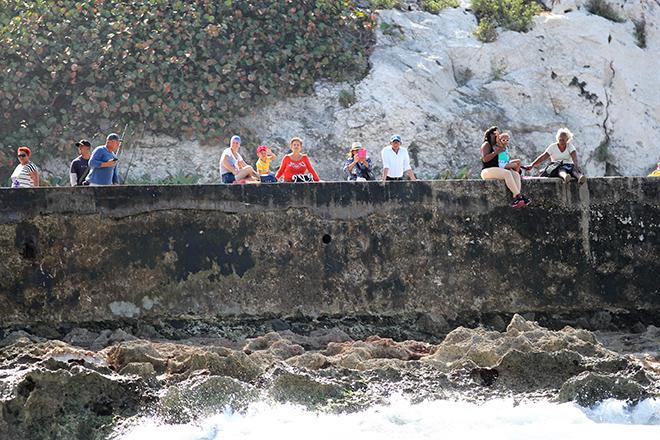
top-left (86, 2), bottom-right (658, 182)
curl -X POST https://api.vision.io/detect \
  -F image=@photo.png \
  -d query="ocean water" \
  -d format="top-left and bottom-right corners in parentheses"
top-left (117, 397), bottom-right (660, 440)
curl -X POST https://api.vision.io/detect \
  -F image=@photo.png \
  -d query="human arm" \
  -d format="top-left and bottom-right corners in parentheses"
top-left (480, 141), bottom-right (503, 163)
top-left (524, 151), bottom-right (550, 170)
top-left (275, 155), bottom-right (289, 180)
top-left (29, 166), bottom-right (39, 187)
top-left (403, 150), bottom-right (416, 180)
top-left (112, 165), bottom-right (119, 185)
top-left (570, 150), bottom-right (581, 172)
top-left (69, 161), bottom-right (78, 186)
top-left (381, 149), bottom-right (389, 180)
top-left (345, 156), bottom-right (360, 173)
top-left (222, 155), bottom-right (239, 174)
top-left (303, 156), bottom-right (320, 181)
top-left (266, 150), bottom-right (276, 161)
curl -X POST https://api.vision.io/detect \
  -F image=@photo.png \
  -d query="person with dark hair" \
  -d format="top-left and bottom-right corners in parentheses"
top-left (381, 135), bottom-right (416, 181)
top-left (69, 139), bottom-right (92, 186)
top-left (10, 146), bottom-right (39, 188)
top-left (275, 137), bottom-right (320, 182)
top-left (479, 126), bottom-right (529, 208)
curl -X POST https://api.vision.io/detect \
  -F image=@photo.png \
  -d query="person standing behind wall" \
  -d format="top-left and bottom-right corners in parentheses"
top-left (86, 133), bottom-right (121, 186)
top-left (69, 139), bottom-right (92, 186)
top-left (381, 135), bottom-right (416, 181)
top-left (10, 147), bottom-right (39, 188)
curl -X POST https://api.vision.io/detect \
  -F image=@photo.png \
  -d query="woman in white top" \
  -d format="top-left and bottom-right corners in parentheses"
top-left (10, 146), bottom-right (39, 188)
top-left (219, 135), bottom-right (259, 184)
top-left (524, 128), bottom-right (586, 184)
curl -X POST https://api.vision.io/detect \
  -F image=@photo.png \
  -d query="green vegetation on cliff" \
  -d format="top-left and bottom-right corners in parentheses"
top-left (0, 0), bottom-right (374, 178)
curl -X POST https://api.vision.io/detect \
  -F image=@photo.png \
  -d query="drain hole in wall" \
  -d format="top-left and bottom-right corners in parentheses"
top-left (322, 234), bottom-right (332, 244)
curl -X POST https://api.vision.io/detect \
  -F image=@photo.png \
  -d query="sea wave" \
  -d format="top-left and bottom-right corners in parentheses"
top-left (116, 397), bottom-right (660, 440)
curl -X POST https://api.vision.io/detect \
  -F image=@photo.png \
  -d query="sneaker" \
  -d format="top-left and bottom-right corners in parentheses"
top-left (521, 194), bottom-right (532, 206)
top-left (511, 198), bottom-right (526, 209)
top-left (578, 175), bottom-right (587, 185)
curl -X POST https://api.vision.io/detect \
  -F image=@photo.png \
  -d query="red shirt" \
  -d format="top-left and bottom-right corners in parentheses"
top-left (275, 154), bottom-right (320, 182)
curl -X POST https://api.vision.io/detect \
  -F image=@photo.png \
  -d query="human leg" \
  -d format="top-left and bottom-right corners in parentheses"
top-left (481, 168), bottom-right (520, 197)
top-left (558, 169), bottom-right (571, 183)
top-left (235, 166), bottom-right (258, 181)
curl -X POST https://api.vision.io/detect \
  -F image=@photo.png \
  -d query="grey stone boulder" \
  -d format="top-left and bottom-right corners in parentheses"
top-left (558, 371), bottom-right (649, 406)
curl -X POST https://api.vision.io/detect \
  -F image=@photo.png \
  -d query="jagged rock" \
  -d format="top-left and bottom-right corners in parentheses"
top-left (104, 340), bottom-right (262, 382)
top-left (269, 369), bottom-right (348, 407)
top-left (159, 375), bottom-right (258, 423)
top-left (287, 352), bottom-right (330, 370)
top-left (422, 315), bottom-right (634, 390)
top-left (118, 362), bottom-right (156, 379)
top-left (0, 331), bottom-right (45, 348)
top-left (242, 332), bottom-right (304, 360)
top-left (63, 328), bottom-right (99, 348)
top-left (0, 366), bottom-right (151, 440)
top-left (558, 371), bottom-right (649, 406)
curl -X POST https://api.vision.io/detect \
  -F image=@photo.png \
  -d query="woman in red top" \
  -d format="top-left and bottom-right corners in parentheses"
top-left (275, 137), bottom-right (321, 182)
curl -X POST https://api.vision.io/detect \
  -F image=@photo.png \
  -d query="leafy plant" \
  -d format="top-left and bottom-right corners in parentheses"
top-left (370, 0), bottom-right (403, 9)
top-left (422, 0), bottom-right (460, 14)
top-left (338, 89), bottom-right (357, 108)
top-left (0, 0), bottom-right (375, 183)
top-left (585, 0), bottom-right (625, 23)
top-left (471, 0), bottom-right (541, 42)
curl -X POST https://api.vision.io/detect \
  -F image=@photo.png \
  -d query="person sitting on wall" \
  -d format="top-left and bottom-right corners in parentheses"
top-left (275, 137), bottom-right (320, 182)
top-left (69, 139), bottom-right (92, 186)
top-left (255, 145), bottom-right (278, 183)
top-left (480, 126), bottom-right (529, 208)
top-left (524, 127), bottom-right (587, 184)
top-left (648, 163), bottom-right (660, 177)
top-left (220, 135), bottom-right (260, 184)
top-left (86, 133), bottom-right (121, 186)
top-left (343, 142), bottom-right (374, 181)
top-left (495, 132), bottom-right (524, 174)
top-left (10, 146), bottom-right (39, 188)
top-left (381, 135), bottom-right (416, 181)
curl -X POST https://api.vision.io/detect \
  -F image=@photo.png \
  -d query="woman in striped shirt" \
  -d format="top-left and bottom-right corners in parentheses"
top-left (10, 146), bottom-right (39, 188)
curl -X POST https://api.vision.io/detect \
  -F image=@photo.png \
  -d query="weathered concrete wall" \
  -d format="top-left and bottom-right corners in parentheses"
top-left (0, 178), bottom-right (658, 331)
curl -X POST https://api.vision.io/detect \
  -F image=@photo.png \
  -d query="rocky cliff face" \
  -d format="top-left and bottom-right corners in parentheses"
top-left (40, 1), bottom-right (659, 182)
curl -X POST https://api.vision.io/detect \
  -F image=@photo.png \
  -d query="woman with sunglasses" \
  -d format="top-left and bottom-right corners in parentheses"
top-left (10, 147), bottom-right (39, 188)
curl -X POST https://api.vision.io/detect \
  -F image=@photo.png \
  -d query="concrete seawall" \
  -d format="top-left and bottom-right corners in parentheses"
top-left (0, 178), bottom-right (658, 333)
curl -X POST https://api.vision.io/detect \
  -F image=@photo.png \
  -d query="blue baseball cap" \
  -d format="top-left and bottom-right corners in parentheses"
top-left (390, 135), bottom-right (402, 143)
top-left (230, 135), bottom-right (241, 144)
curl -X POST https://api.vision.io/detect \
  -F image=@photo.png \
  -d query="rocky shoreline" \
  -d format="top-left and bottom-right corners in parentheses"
top-left (1, 315), bottom-right (658, 440)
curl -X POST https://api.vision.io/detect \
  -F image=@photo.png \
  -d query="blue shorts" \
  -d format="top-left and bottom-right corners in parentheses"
top-left (222, 173), bottom-right (236, 184)
top-left (260, 173), bottom-right (277, 183)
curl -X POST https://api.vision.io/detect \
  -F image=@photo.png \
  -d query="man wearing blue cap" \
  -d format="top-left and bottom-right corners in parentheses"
top-left (381, 135), bottom-right (416, 181)
top-left (85, 133), bottom-right (121, 186)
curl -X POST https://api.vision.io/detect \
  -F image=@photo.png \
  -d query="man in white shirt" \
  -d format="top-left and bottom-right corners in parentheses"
top-left (381, 135), bottom-right (417, 181)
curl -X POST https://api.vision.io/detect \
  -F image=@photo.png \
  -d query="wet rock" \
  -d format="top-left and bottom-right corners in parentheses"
top-left (287, 352), bottom-right (330, 370)
top-left (415, 313), bottom-right (449, 336)
top-left (422, 315), bottom-right (634, 391)
top-left (1, 366), bottom-right (151, 440)
top-left (105, 340), bottom-right (262, 382)
top-left (589, 311), bottom-right (613, 330)
top-left (118, 362), bottom-right (156, 379)
top-left (159, 375), bottom-right (258, 423)
top-left (0, 331), bottom-right (45, 348)
top-left (63, 328), bottom-right (99, 348)
top-left (558, 372), bottom-right (649, 406)
top-left (91, 329), bottom-right (137, 351)
top-left (269, 369), bottom-right (348, 407)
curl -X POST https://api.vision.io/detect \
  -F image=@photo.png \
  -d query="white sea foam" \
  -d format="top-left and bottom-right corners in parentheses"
top-left (117, 397), bottom-right (660, 440)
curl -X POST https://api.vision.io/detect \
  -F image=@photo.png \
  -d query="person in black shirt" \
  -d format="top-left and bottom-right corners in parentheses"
top-left (69, 139), bottom-right (92, 186)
